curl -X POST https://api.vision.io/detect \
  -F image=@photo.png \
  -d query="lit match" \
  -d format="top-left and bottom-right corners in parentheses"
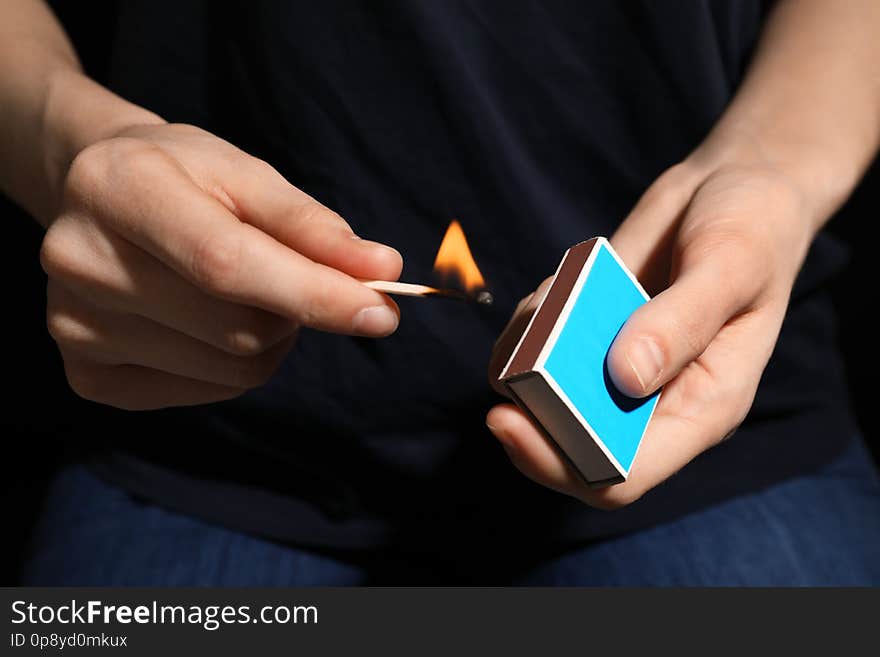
top-left (360, 279), bottom-right (494, 305)
top-left (359, 219), bottom-right (493, 305)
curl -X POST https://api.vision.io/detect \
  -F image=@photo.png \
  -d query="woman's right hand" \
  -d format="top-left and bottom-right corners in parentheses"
top-left (41, 123), bottom-right (402, 410)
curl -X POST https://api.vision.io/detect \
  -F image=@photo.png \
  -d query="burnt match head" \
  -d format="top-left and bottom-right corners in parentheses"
top-left (424, 287), bottom-right (494, 305)
top-left (474, 290), bottom-right (494, 306)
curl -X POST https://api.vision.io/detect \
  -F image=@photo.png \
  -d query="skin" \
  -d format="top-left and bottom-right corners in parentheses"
top-left (1, 2), bottom-right (878, 502)
top-left (37, 124), bottom-right (403, 409)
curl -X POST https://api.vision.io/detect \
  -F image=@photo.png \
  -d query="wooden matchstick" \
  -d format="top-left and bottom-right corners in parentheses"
top-left (360, 279), bottom-right (493, 305)
top-left (361, 280), bottom-right (447, 297)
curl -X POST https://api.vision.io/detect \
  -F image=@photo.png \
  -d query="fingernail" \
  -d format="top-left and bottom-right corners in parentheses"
top-left (486, 420), bottom-right (511, 445)
top-left (352, 305), bottom-right (399, 335)
top-left (625, 337), bottom-right (664, 393)
top-left (351, 234), bottom-right (402, 261)
top-left (352, 234), bottom-right (391, 251)
top-left (363, 240), bottom-right (402, 259)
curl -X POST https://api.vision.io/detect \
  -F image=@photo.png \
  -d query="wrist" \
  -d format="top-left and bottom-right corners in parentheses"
top-left (40, 70), bottom-right (164, 221)
top-left (689, 118), bottom-right (859, 237)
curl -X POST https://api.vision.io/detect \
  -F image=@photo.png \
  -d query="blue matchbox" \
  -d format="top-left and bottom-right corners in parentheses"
top-left (499, 237), bottom-right (660, 487)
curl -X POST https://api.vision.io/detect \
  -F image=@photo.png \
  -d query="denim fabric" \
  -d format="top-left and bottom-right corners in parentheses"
top-left (21, 438), bottom-right (880, 586)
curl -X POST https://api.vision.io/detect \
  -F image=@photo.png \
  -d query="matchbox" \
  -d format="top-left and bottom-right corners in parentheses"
top-left (499, 237), bottom-right (660, 487)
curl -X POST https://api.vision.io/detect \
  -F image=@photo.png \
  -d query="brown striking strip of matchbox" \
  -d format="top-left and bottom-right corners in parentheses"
top-left (503, 238), bottom-right (597, 378)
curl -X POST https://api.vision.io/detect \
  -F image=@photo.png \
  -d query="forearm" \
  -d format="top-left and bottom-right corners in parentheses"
top-left (0, 0), bottom-right (163, 226)
top-left (694, 0), bottom-right (880, 230)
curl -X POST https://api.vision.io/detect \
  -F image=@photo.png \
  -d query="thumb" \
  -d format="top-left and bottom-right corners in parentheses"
top-left (606, 160), bottom-right (714, 398)
top-left (607, 244), bottom-right (757, 398)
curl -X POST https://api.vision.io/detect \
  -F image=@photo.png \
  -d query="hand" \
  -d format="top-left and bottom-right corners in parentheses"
top-left (41, 123), bottom-right (402, 410)
top-left (487, 147), bottom-right (818, 509)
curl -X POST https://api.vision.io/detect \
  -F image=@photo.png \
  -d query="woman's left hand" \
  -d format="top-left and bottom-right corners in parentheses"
top-left (486, 144), bottom-right (820, 509)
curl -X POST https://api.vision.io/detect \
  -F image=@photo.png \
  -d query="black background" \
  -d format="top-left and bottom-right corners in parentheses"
top-left (1, 1), bottom-right (877, 584)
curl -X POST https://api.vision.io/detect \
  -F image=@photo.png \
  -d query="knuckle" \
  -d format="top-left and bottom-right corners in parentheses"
top-left (39, 225), bottom-right (66, 279)
top-left (63, 137), bottom-right (166, 215)
top-left (676, 230), bottom-right (767, 321)
top-left (717, 231), bottom-right (758, 268)
top-left (45, 287), bottom-right (96, 348)
top-left (220, 311), bottom-right (290, 356)
top-left (44, 309), bottom-right (64, 343)
top-left (190, 233), bottom-right (242, 295)
top-left (223, 330), bottom-right (268, 357)
top-left (669, 314), bottom-right (708, 361)
top-left (297, 294), bottom-right (331, 329)
top-left (39, 218), bottom-right (82, 279)
top-left (700, 232), bottom-right (766, 304)
top-left (248, 156), bottom-right (281, 179)
top-left (663, 161), bottom-right (691, 180)
top-left (67, 138), bottom-right (164, 200)
top-left (292, 277), bottom-right (335, 329)
top-left (108, 140), bottom-right (172, 193)
top-left (294, 199), bottom-right (350, 232)
top-left (46, 310), bottom-right (92, 347)
top-left (64, 142), bottom-right (113, 202)
top-left (645, 162), bottom-right (696, 204)
top-left (165, 122), bottom-right (205, 137)
top-left (685, 226), bottom-right (754, 267)
top-left (656, 162), bottom-right (689, 189)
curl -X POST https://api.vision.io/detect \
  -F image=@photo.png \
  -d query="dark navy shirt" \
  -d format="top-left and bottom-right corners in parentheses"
top-left (87, 0), bottom-right (856, 553)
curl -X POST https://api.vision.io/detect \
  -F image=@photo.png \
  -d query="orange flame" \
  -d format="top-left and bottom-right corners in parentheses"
top-left (432, 220), bottom-right (486, 291)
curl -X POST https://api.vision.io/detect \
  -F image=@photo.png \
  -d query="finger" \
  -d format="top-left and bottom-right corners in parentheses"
top-left (63, 140), bottom-right (399, 336)
top-left (486, 404), bottom-right (585, 496)
top-left (63, 360), bottom-right (245, 411)
top-left (606, 241), bottom-right (763, 398)
top-left (42, 222), bottom-right (296, 356)
top-left (48, 284), bottom-right (296, 388)
top-left (214, 157), bottom-right (403, 281)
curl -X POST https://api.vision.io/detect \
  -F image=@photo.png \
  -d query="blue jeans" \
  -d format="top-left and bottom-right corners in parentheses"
top-left (21, 438), bottom-right (880, 586)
